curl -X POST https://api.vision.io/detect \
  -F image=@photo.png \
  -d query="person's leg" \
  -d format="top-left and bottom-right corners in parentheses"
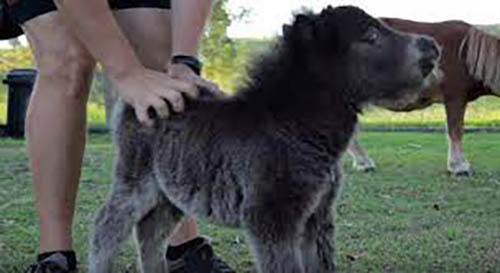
top-left (168, 218), bottom-right (198, 245)
top-left (111, 7), bottom-right (199, 246)
top-left (23, 11), bottom-right (96, 254)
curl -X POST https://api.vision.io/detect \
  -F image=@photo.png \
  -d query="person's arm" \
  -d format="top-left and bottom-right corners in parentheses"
top-left (168, 0), bottom-right (222, 94)
top-left (171, 0), bottom-right (213, 57)
top-left (53, 0), bottom-right (198, 126)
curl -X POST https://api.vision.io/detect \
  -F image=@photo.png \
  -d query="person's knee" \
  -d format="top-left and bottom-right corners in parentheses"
top-left (37, 48), bottom-right (95, 100)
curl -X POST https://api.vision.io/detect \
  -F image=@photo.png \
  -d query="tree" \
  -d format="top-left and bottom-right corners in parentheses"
top-left (0, 46), bottom-right (33, 73)
top-left (200, 0), bottom-right (245, 93)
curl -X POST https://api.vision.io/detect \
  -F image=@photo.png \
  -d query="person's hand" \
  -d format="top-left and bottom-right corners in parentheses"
top-left (110, 67), bottom-right (199, 126)
top-left (168, 63), bottom-right (225, 97)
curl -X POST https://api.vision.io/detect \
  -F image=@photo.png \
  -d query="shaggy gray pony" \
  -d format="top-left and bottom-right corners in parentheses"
top-left (89, 5), bottom-right (440, 273)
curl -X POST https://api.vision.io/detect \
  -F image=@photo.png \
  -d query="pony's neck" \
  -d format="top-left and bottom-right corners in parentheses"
top-left (236, 48), bottom-right (355, 123)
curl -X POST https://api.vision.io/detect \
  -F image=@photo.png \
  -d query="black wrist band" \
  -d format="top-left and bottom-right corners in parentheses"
top-left (171, 55), bottom-right (202, 76)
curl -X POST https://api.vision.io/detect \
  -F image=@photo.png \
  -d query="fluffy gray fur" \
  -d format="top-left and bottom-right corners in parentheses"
top-left (88, 5), bottom-right (439, 273)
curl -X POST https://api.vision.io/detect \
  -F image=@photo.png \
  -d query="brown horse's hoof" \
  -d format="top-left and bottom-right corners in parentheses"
top-left (352, 158), bottom-right (377, 173)
top-left (449, 169), bottom-right (473, 177)
top-left (453, 171), bottom-right (472, 177)
top-left (448, 159), bottom-right (472, 177)
top-left (362, 166), bottom-right (376, 173)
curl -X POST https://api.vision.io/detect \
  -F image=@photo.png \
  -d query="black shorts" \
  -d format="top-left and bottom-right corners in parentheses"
top-left (9, 0), bottom-right (171, 24)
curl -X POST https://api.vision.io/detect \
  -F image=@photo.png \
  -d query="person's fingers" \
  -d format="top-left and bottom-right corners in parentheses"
top-left (162, 90), bottom-right (185, 113)
top-left (134, 105), bottom-right (153, 127)
top-left (176, 80), bottom-right (199, 98)
top-left (150, 97), bottom-right (170, 119)
top-left (195, 76), bottom-right (212, 89)
top-left (148, 70), bottom-right (199, 98)
top-left (196, 77), bottom-right (223, 96)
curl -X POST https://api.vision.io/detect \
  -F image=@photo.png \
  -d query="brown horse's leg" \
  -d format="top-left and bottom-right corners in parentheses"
top-left (444, 97), bottom-right (471, 176)
top-left (347, 132), bottom-right (376, 172)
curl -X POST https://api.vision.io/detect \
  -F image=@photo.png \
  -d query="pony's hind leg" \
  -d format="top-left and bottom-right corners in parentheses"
top-left (89, 113), bottom-right (159, 272)
top-left (88, 179), bottom-right (160, 273)
top-left (88, 188), bottom-right (137, 273)
top-left (134, 198), bottom-right (184, 273)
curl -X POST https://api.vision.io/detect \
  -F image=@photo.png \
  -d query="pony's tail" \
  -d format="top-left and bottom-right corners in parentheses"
top-left (460, 27), bottom-right (500, 92)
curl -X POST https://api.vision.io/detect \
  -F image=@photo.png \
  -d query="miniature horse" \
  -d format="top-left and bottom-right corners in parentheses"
top-left (349, 18), bottom-right (500, 175)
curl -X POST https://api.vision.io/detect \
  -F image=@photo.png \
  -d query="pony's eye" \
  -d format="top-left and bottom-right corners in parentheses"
top-left (362, 27), bottom-right (380, 44)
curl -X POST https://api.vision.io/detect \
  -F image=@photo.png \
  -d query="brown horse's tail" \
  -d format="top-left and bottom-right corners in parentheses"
top-left (460, 27), bottom-right (500, 93)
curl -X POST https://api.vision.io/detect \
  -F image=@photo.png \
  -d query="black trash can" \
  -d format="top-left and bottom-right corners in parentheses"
top-left (3, 69), bottom-right (37, 138)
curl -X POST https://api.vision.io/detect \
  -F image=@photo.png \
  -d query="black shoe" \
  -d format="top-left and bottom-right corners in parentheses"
top-left (26, 253), bottom-right (78, 273)
top-left (167, 237), bottom-right (235, 273)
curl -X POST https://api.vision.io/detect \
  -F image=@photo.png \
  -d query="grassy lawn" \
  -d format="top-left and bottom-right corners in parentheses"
top-left (0, 132), bottom-right (499, 272)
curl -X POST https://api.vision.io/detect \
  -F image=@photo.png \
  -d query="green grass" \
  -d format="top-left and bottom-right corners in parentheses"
top-left (1, 132), bottom-right (499, 272)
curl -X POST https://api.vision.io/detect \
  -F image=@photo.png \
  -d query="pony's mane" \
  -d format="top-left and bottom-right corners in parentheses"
top-left (461, 27), bottom-right (500, 92)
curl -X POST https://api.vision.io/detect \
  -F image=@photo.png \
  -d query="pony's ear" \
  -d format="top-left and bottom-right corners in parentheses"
top-left (282, 24), bottom-right (292, 39)
top-left (295, 14), bottom-right (312, 25)
top-left (294, 14), bottom-right (316, 41)
top-left (320, 5), bottom-right (335, 16)
top-left (283, 13), bottom-right (316, 44)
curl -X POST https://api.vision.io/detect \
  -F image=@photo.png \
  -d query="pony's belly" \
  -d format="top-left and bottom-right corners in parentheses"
top-left (155, 170), bottom-right (212, 218)
top-left (153, 161), bottom-right (244, 228)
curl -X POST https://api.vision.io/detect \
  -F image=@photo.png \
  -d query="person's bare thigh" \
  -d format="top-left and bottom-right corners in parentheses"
top-left (23, 7), bottom-right (172, 75)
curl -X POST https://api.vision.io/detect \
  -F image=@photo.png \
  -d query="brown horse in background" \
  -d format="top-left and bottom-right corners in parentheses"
top-left (348, 18), bottom-right (500, 175)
